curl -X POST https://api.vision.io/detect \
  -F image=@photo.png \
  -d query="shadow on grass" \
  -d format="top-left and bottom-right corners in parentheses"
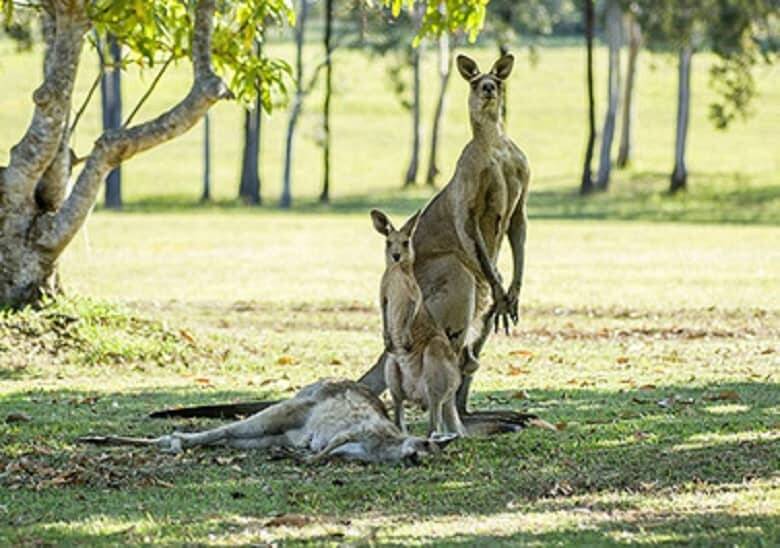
top-left (1, 380), bottom-right (778, 543)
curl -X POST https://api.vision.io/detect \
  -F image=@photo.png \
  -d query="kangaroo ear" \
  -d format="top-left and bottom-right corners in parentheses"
top-left (370, 209), bottom-right (393, 236)
top-left (456, 54), bottom-right (480, 81)
top-left (490, 53), bottom-right (514, 80)
top-left (400, 209), bottom-right (422, 238)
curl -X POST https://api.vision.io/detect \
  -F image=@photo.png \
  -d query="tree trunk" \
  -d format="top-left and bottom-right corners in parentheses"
top-left (99, 34), bottom-right (122, 209)
top-left (239, 99), bottom-right (261, 205)
top-left (319, 0), bottom-right (334, 204)
top-left (1, 0), bottom-right (230, 308)
top-left (595, 0), bottom-right (622, 191)
top-left (580, 0), bottom-right (596, 195)
top-left (403, 44), bottom-right (422, 186)
top-left (499, 43), bottom-right (509, 125)
top-left (280, 0), bottom-right (309, 209)
top-left (424, 33), bottom-right (453, 187)
top-left (671, 45), bottom-right (693, 193)
top-left (616, 11), bottom-right (641, 169)
top-left (201, 113), bottom-right (212, 202)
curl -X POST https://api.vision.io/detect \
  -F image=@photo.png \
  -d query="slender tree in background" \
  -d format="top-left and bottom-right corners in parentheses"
top-left (281, 0), bottom-right (310, 209)
top-left (670, 44), bottom-right (693, 193)
top-left (98, 34), bottom-right (122, 209)
top-left (616, 7), bottom-right (641, 169)
top-left (403, 2), bottom-right (424, 187)
top-left (320, 0), bottom-right (335, 204)
top-left (580, 0), bottom-right (596, 194)
top-left (201, 113), bottom-right (212, 202)
top-left (239, 41), bottom-right (263, 205)
top-left (424, 32), bottom-right (453, 186)
top-left (595, 0), bottom-right (622, 190)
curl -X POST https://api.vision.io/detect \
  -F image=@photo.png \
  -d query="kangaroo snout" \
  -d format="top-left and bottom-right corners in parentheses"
top-left (392, 252), bottom-right (401, 262)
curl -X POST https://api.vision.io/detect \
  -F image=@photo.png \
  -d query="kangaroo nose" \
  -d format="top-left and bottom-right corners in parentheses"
top-left (392, 253), bottom-right (401, 262)
top-left (483, 82), bottom-right (496, 95)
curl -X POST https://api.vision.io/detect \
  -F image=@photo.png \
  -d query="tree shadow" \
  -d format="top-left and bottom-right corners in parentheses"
top-left (1, 380), bottom-right (777, 543)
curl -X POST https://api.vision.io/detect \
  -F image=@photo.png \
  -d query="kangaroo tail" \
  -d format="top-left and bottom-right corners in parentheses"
top-left (148, 400), bottom-right (276, 419)
top-left (76, 435), bottom-right (160, 446)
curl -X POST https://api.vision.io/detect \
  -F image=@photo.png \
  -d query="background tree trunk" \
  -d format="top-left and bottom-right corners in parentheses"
top-left (239, 100), bottom-right (262, 205)
top-left (403, 44), bottom-right (422, 187)
top-left (280, 0), bottom-right (309, 209)
top-left (201, 113), bottom-right (212, 202)
top-left (580, 0), bottom-right (596, 195)
top-left (595, 0), bottom-right (622, 190)
top-left (425, 32), bottom-right (453, 186)
top-left (616, 11), bottom-right (641, 169)
top-left (671, 45), bottom-right (693, 193)
top-left (319, 0), bottom-right (334, 204)
top-left (99, 34), bottom-right (122, 209)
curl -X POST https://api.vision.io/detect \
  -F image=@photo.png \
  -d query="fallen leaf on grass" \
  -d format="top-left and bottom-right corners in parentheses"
top-left (276, 355), bottom-right (297, 366)
top-left (194, 378), bottom-right (213, 386)
top-left (511, 390), bottom-right (530, 400)
top-left (5, 412), bottom-right (31, 424)
top-left (509, 349), bottom-right (534, 358)
top-left (634, 431), bottom-right (650, 440)
top-left (329, 357), bottom-right (343, 365)
top-left (760, 348), bottom-right (775, 355)
top-left (639, 384), bottom-right (656, 391)
top-left (179, 329), bottom-right (196, 345)
top-left (266, 514), bottom-right (313, 528)
top-left (554, 421), bottom-right (568, 431)
top-left (616, 356), bottom-right (630, 364)
top-left (507, 365), bottom-right (531, 376)
top-left (704, 390), bottom-right (740, 402)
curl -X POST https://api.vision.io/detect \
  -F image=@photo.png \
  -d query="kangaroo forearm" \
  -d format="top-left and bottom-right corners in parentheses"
top-left (507, 204), bottom-right (528, 293)
top-left (467, 216), bottom-right (502, 290)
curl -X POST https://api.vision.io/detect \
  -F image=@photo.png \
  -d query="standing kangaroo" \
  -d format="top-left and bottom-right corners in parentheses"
top-left (149, 52), bottom-right (533, 431)
top-left (371, 209), bottom-right (466, 438)
top-left (79, 379), bottom-right (455, 464)
top-left (360, 52), bottom-right (531, 425)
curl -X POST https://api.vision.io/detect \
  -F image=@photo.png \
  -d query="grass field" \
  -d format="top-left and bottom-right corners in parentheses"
top-left (0, 38), bottom-right (779, 545)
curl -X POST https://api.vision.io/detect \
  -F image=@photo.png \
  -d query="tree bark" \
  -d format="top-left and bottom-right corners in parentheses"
top-left (580, 0), bottom-right (596, 195)
top-left (100, 34), bottom-right (123, 210)
top-left (595, 0), bottom-right (622, 191)
top-left (670, 45), bottom-right (693, 193)
top-left (616, 11), bottom-right (641, 169)
top-left (280, 0), bottom-right (309, 209)
top-left (1, 0), bottom-right (230, 308)
top-left (201, 113), bottom-right (212, 202)
top-left (425, 32), bottom-right (453, 186)
top-left (403, 44), bottom-right (422, 186)
top-left (319, 0), bottom-right (334, 204)
top-left (239, 98), bottom-right (262, 205)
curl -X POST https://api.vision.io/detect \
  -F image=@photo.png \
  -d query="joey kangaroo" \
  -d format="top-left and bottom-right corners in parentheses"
top-left (79, 379), bottom-right (455, 464)
top-left (371, 209), bottom-right (466, 438)
top-left (359, 52), bottom-right (532, 424)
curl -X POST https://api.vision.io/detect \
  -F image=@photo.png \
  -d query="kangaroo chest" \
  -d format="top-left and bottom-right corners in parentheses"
top-left (478, 143), bottom-right (524, 257)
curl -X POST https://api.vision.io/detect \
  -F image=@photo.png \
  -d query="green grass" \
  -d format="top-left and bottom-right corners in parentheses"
top-left (0, 41), bottom-right (778, 222)
top-left (2, 214), bottom-right (779, 545)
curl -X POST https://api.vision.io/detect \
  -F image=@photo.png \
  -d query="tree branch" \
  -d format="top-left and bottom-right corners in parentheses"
top-left (2, 3), bottom-right (87, 206)
top-left (37, 0), bottom-right (231, 255)
top-left (123, 54), bottom-right (174, 127)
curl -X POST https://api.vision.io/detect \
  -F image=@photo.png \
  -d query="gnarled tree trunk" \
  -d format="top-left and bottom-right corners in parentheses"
top-left (0, 0), bottom-right (230, 308)
top-left (616, 11), bottom-right (641, 169)
top-left (595, 0), bottom-right (622, 190)
top-left (671, 45), bottom-right (693, 193)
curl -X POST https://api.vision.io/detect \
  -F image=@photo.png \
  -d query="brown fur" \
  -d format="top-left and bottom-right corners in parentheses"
top-left (371, 210), bottom-right (466, 437)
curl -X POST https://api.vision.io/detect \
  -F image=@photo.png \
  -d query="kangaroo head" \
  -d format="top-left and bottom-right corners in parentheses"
top-left (456, 53), bottom-right (514, 125)
top-left (360, 433), bottom-right (456, 464)
top-left (370, 209), bottom-right (421, 267)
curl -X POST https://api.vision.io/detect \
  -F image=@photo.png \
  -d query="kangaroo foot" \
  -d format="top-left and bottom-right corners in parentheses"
top-left (459, 347), bottom-right (480, 375)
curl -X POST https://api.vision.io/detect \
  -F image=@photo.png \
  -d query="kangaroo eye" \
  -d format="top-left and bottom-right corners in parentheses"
top-left (386, 241), bottom-right (391, 248)
top-left (402, 241), bottom-right (409, 248)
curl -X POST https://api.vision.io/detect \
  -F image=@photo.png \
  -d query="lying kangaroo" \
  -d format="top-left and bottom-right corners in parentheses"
top-left (79, 379), bottom-right (454, 464)
top-left (359, 52), bottom-right (532, 423)
top-left (371, 209), bottom-right (466, 438)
